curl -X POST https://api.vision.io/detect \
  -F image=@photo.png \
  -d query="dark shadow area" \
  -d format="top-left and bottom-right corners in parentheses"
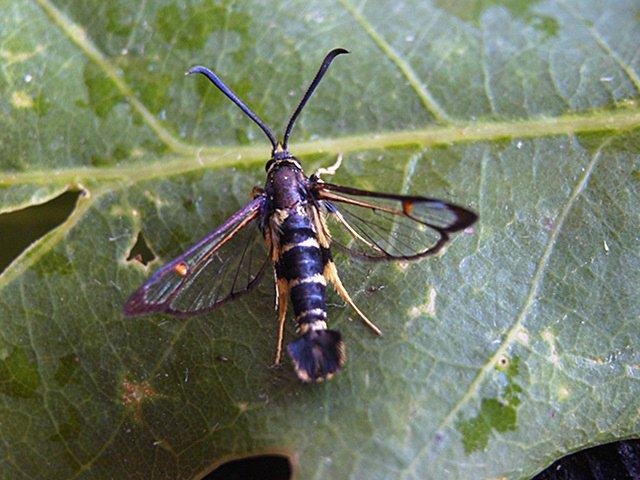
top-left (533, 439), bottom-right (640, 480)
top-left (202, 454), bottom-right (291, 480)
top-left (126, 231), bottom-right (156, 265)
top-left (0, 191), bottom-right (81, 273)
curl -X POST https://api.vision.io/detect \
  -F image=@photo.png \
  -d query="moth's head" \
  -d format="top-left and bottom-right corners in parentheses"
top-left (271, 143), bottom-right (290, 161)
top-left (265, 143), bottom-right (302, 173)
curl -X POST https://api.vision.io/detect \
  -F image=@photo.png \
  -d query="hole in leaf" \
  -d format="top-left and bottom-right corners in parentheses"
top-left (533, 439), bottom-right (640, 480)
top-left (126, 231), bottom-right (156, 265)
top-left (201, 454), bottom-right (291, 480)
top-left (0, 190), bottom-right (81, 273)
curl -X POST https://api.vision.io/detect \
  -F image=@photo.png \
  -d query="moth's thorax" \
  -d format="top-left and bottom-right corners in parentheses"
top-left (265, 160), bottom-right (308, 209)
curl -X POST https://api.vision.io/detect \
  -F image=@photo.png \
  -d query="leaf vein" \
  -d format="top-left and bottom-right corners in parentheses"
top-left (2, 109), bottom-right (638, 190)
top-left (32, 0), bottom-right (194, 155)
top-left (559, 0), bottom-right (640, 93)
top-left (336, 0), bottom-right (453, 123)
top-left (20, 282), bottom-right (82, 468)
top-left (403, 137), bottom-right (608, 475)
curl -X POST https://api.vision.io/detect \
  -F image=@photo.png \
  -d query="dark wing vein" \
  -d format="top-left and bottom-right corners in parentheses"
top-left (313, 182), bottom-right (477, 261)
top-left (123, 195), bottom-right (268, 316)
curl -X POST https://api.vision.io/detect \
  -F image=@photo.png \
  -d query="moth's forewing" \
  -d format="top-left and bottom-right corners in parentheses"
top-left (124, 196), bottom-right (268, 316)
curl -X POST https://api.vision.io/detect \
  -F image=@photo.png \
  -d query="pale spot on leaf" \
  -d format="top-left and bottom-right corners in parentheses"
top-left (515, 327), bottom-right (530, 345)
top-left (557, 386), bottom-right (570, 401)
top-left (11, 90), bottom-right (34, 109)
top-left (406, 287), bottom-right (436, 319)
top-left (541, 329), bottom-right (559, 365)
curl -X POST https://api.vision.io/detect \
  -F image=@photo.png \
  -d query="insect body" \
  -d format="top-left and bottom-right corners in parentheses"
top-left (123, 49), bottom-right (478, 382)
top-left (267, 158), bottom-right (345, 381)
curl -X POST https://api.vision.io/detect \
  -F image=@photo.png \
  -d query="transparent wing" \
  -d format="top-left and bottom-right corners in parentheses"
top-left (123, 196), bottom-right (268, 316)
top-left (313, 182), bottom-right (477, 261)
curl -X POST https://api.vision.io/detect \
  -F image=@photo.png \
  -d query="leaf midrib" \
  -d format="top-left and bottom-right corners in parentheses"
top-left (2, 108), bottom-right (639, 188)
top-left (28, 0), bottom-right (640, 193)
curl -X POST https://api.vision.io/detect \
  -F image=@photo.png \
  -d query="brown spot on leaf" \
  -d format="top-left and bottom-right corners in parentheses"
top-left (121, 378), bottom-right (156, 423)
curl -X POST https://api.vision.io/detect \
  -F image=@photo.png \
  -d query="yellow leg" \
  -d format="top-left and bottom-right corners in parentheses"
top-left (273, 278), bottom-right (289, 365)
top-left (324, 261), bottom-right (382, 336)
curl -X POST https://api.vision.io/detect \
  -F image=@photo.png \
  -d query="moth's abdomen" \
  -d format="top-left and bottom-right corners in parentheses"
top-left (275, 210), bottom-right (345, 382)
top-left (287, 329), bottom-right (344, 383)
top-left (276, 212), bottom-right (327, 329)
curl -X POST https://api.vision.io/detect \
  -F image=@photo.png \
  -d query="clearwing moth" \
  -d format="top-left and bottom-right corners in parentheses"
top-left (124, 49), bottom-right (478, 382)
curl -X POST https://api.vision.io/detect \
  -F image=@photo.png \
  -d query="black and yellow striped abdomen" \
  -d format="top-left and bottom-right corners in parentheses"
top-left (275, 209), bottom-right (345, 382)
top-left (275, 211), bottom-right (327, 332)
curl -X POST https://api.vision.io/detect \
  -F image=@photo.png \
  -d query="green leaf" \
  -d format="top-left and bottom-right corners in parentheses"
top-left (1, 1), bottom-right (639, 478)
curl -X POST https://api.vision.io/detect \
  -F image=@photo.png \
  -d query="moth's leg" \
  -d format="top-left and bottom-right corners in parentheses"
top-left (324, 260), bottom-right (382, 336)
top-left (313, 153), bottom-right (343, 181)
top-left (273, 278), bottom-right (289, 365)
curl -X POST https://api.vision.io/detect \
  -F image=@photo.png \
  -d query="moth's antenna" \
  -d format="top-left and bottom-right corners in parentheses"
top-left (187, 66), bottom-right (278, 150)
top-left (282, 48), bottom-right (349, 150)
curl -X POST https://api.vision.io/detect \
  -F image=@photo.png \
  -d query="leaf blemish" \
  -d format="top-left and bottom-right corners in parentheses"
top-left (541, 330), bottom-right (560, 365)
top-left (205, 454), bottom-right (292, 480)
top-left (121, 378), bottom-right (156, 423)
top-left (407, 286), bottom-right (437, 319)
top-left (425, 287), bottom-right (436, 316)
top-left (515, 327), bottom-right (530, 345)
top-left (0, 347), bottom-right (41, 398)
top-left (457, 357), bottom-right (522, 453)
top-left (0, 190), bottom-right (80, 273)
top-left (557, 386), bottom-right (570, 401)
top-left (11, 90), bottom-right (34, 109)
top-left (126, 231), bottom-right (156, 266)
top-left (395, 260), bottom-right (410, 272)
top-left (121, 378), bottom-right (156, 405)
